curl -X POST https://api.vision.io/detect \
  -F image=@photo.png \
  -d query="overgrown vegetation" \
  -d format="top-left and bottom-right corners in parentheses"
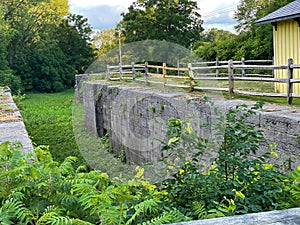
top-left (0, 142), bottom-right (190, 224)
top-left (159, 102), bottom-right (299, 219)
top-left (0, 0), bottom-right (95, 93)
top-left (2, 95), bottom-right (300, 223)
top-left (21, 89), bottom-right (84, 165)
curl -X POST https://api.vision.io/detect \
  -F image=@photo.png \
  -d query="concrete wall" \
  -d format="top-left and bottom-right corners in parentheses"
top-left (168, 207), bottom-right (300, 225)
top-left (80, 80), bottom-right (300, 168)
top-left (0, 87), bottom-right (33, 153)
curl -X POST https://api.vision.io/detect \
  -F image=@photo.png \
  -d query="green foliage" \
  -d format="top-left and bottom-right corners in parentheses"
top-left (234, 0), bottom-right (294, 33)
top-left (12, 90), bottom-right (26, 110)
top-left (55, 14), bottom-right (96, 75)
top-left (290, 166), bottom-right (300, 203)
top-left (160, 102), bottom-right (294, 219)
top-left (283, 166), bottom-right (300, 208)
top-left (1, 98), bottom-right (299, 223)
top-left (195, 1), bottom-right (295, 61)
top-left (1, 0), bottom-right (95, 92)
top-left (0, 141), bottom-right (191, 224)
top-left (21, 89), bottom-right (84, 165)
top-left (119, 0), bottom-right (203, 48)
top-left (0, 71), bottom-right (22, 94)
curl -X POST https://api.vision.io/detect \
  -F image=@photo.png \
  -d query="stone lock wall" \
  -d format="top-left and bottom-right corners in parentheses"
top-left (80, 79), bottom-right (300, 168)
top-left (0, 87), bottom-right (33, 153)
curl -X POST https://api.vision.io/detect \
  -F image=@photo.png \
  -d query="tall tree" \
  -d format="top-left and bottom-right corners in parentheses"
top-left (233, 0), bottom-right (295, 60)
top-left (0, 0), bottom-right (95, 92)
top-left (92, 29), bottom-right (120, 56)
top-left (0, 4), bottom-right (22, 92)
top-left (194, 28), bottom-right (237, 61)
top-left (55, 14), bottom-right (96, 75)
top-left (119, 0), bottom-right (203, 48)
top-left (234, 0), bottom-right (294, 33)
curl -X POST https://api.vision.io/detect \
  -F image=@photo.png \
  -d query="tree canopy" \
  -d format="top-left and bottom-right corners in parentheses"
top-left (119, 0), bottom-right (203, 48)
top-left (194, 0), bottom-right (295, 61)
top-left (1, 0), bottom-right (297, 93)
top-left (0, 0), bottom-right (95, 93)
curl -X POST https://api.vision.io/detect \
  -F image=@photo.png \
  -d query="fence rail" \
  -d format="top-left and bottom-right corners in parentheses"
top-left (106, 58), bottom-right (300, 104)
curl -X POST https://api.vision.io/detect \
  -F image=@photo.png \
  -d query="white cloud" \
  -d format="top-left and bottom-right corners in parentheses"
top-left (69, 0), bottom-right (133, 8)
top-left (69, 0), bottom-right (240, 32)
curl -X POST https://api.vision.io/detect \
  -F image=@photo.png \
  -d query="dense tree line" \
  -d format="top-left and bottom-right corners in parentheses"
top-left (114, 0), bottom-right (295, 62)
top-left (119, 0), bottom-right (203, 48)
top-left (195, 0), bottom-right (295, 61)
top-left (0, 0), bottom-right (95, 93)
top-left (1, 0), bottom-right (296, 93)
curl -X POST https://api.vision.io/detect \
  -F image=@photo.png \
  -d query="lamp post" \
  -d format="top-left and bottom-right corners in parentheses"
top-left (117, 30), bottom-right (122, 66)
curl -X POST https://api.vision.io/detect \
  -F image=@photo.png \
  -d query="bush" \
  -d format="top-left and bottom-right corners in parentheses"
top-left (0, 71), bottom-right (23, 94)
top-left (0, 141), bottom-right (191, 224)
top-left (159, 102), bottom-right (294, 219)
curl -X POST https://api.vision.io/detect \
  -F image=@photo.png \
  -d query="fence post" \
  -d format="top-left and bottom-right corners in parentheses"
top-left (177, 60), bottom-right (180, 76)
top-left (119, 63), bottom-right (123, 81)
top-left (188, 63), bottom-right (194, 91)
top-left (163, 62), bottom-right (167, 88)
top-left (107, 64), bottom-right (111, 80)
top-left (145, 61), bottom-right (149, 83)
top-left (241, 57), bottom-right (245, 77)
top-left (228, 60), bottom-right (234, 98)
top-left (216, 58), bottom-right (219, 77)
top-left (287, 58), bottom-right (294, 104)
top-left (131, 62), bottom-right (136, 80)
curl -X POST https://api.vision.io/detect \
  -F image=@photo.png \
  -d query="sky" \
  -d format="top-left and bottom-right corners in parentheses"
top-left (69, 0), bottom-right (240, 33)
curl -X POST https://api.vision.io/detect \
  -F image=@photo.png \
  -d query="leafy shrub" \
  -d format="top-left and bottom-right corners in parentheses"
top-left (0, 141), bottom-right (191, 224)
top-left (0, 71), bottom-right (23, 94)
top-left (12, 91), bottom-right (26, 110)
top-left (160, 102), bottom-right (293, 219)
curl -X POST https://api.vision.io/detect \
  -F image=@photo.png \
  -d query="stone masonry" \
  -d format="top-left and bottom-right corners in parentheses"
top-left (80, 80), bottom-right (300, 168)
top-left (0, 87), bottom-right (33, 153)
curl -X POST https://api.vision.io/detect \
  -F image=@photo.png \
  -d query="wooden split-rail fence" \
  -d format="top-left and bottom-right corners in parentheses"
top-left (106, 58), bottom-right (300, 104)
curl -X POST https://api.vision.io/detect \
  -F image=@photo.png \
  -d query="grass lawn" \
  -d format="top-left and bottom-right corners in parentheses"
top-left (20, 88), bottom-right (135, 176)
top-left (21, 89), bottom-right (85, 165)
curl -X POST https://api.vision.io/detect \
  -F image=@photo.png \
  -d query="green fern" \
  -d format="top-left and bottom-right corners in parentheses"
top-left (138, 209), bottom-right (191, 225)
top-left (37, 205), bottom-right (72, 225)
top-left (290, 166), bottom-right (300, 204)
top-left (0, 198), bottom-right (32, 225)
top-left (192, 201), bottom-right (208, 219)
top-left (126, 199), bottom-right (159, 225)
top-left (59, 156), bottom-right (77, 176)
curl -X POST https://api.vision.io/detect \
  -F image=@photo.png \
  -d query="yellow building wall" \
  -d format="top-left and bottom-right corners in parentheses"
top-left (273, 19), bottom-right (300, 94)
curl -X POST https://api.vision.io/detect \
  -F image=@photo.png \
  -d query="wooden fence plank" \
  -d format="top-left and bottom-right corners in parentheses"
top-left (235, 90), bottom-right (287, 97)
top-left (192, 65), bottom-right (228, 70)
top-left (105, 59), bottom-right (300, 103)
top-left (193, 77), bottom-right (228, 81)
top-left (148, 72), bottom-right (163, 78)
top-left (165, 75), bottom-right (189, 79)
top-left (228, 60), bottom-right (234, 97)
top-left (234, 65), bottom-right (287, 70)
top-left (233, 77), bottom-right (286, 83)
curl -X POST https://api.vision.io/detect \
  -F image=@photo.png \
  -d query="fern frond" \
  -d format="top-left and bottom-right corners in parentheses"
top-left (138, 208), bottom-right (191, 225)
top-left (72, 218), bottom-right (94, 225)
top-left (192, 201), bottom-right (208, 219)
top-left (45, 215), bottom-right (73, 225)
top-left (126, 199), bottom-right (159, 225)
top-left (59, 156), bottom-right (77, 176)
top-left (56, 193), bottom-right (79, 207)
top-left (0, 198), bottom-right (32, 225)
top-left (37, 205), bottom-right (70, 224)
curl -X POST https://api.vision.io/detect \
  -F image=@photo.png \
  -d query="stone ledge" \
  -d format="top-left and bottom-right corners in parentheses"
top-left (0, 87), bottom-right (33, 153)
top-left (168, 208), bottom-right (300, 225)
